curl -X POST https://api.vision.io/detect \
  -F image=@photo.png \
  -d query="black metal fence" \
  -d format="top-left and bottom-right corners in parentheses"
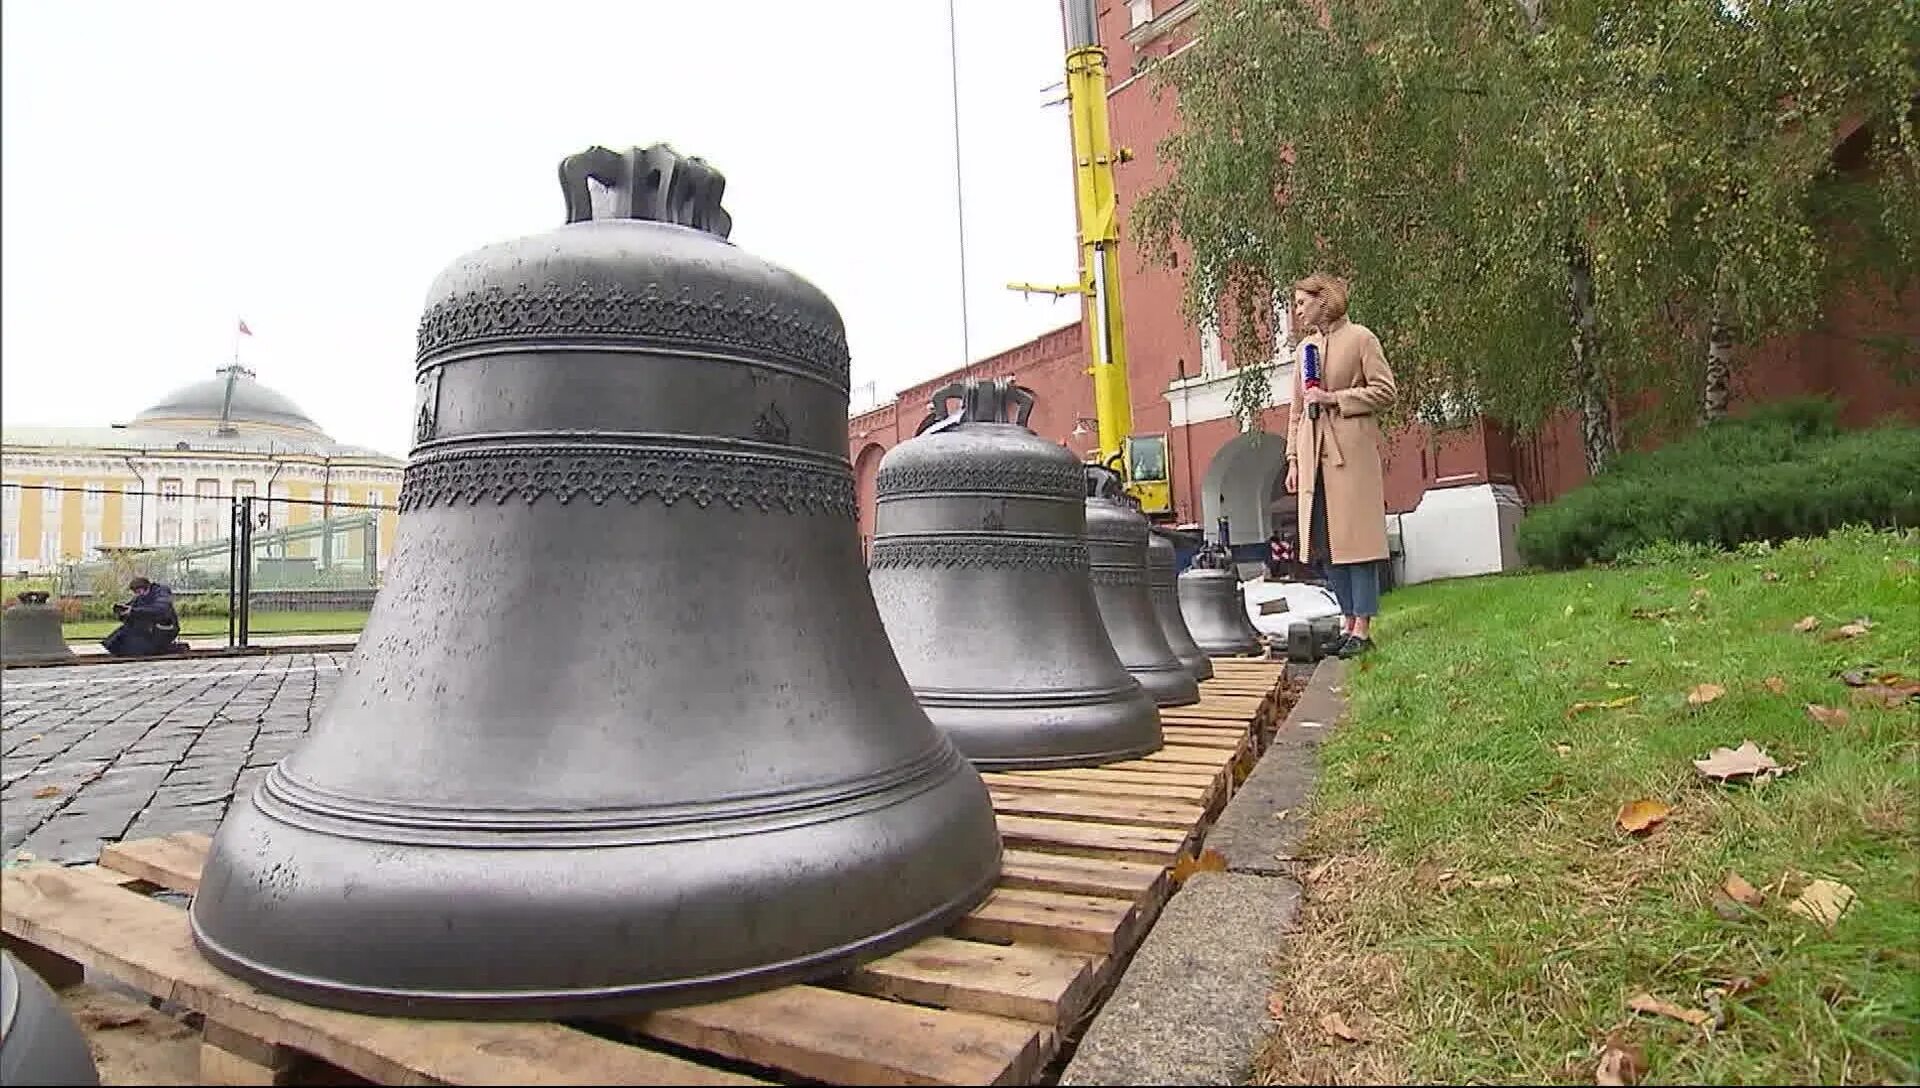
top-left (2, 483), bottom-right (392, 652)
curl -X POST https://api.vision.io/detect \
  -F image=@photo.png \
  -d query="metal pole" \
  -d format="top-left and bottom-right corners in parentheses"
top-left (238, 496), bottom-right (254, 648)
top-left (228, 498), bottom-right (240, 648)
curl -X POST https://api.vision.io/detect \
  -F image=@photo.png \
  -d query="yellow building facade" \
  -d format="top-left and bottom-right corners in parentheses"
top-left (1, 367), bottom-right (403, 575)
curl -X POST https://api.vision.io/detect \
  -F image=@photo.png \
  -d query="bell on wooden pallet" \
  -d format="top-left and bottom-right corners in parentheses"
top-left (1178, 544), bottom-right (1265, 657)
top-left (188, 143), bottom-right (1003, 1020)
top-left (1146, 532), bottom-right (1212, 682)
top-left (1084, 467), bottom-right (1200, 707)
top-left (1, 951), bottom-right (101, 1087)
top-left (868, 379), bottom-right (1162, 770)
top-left (1, 593), bottom-right (74, 666)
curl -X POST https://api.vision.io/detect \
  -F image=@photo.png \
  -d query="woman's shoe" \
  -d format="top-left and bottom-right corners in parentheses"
top-left (1335, 636), bottom-right (1374, 658)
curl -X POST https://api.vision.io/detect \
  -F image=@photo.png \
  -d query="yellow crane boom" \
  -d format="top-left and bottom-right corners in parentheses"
top-left (1009, 0), bottom-right (1171, 516)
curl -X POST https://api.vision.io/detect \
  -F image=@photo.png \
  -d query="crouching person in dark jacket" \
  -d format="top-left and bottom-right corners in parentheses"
top-left (102, 578), bottom-right (186, 657)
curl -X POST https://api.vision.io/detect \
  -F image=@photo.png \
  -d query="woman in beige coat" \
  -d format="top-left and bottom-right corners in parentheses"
top-left (1283, 273), bottom-right (1398, 657)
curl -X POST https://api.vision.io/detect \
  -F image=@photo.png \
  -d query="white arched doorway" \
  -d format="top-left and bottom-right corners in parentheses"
top-left (1199, 430), bottom-right (1288, 547)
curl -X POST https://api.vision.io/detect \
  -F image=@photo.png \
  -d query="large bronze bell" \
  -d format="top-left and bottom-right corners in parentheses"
top-left (1146, 532), bottom-right (1212, 682)
top-left (1178, 545), bottom-right (1266, 657)
top-left (2, 593), bottom-right (74, 666)
top-left (189, 144), bottom-right (1003, 1019)
top-left (869, 379), bottom-right (1162, 769)
top-left (1085, 468), bottom-right (1200, 707)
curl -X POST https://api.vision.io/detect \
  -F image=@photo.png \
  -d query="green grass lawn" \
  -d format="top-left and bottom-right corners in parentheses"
top-left (1257, 526), bottom-right (1917, 1085)
top-left (63, 610), bottom-right (369, 641)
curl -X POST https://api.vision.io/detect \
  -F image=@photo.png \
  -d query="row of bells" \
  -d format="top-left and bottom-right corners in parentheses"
top-left (180, 144), bottom-right (1271, 1024)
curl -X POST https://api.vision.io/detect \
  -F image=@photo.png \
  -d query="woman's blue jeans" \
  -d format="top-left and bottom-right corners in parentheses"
top-left (1309, 469), bottom-right (1383, 619)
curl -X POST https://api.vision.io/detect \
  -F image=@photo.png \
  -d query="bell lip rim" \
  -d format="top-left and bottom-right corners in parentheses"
top-left (963, 740), bottom-right (1169, 772)
top-left (184, 852), bottom-right (1003, 1020)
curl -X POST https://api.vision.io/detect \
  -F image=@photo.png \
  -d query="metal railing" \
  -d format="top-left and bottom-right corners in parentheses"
top-left (2, 483), bottom-right (392, 652)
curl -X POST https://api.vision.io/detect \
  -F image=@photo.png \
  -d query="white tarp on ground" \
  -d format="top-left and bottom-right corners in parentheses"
top-left (1241, 578), bottom-right (1343, 638)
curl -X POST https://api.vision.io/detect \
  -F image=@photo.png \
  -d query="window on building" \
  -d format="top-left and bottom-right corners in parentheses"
top-left (159, 478), bottom-right (183, 503)
top-left (84, 481), bottom-right (105, 513)
top-left (2, 483), bottom-right (20, 514)
top-left (158, 521), bottom-right (181, 546)
top-left (82, 530), bottom-right (102, 557)
top-left (1199, 319), bottom-right (1225, 379)
top-left (1129, 0), bottom-right (1154, 28)
top-left (195, 478), bottom-right (220, 502)
top-left (1, 534), bottom-right (15, 562)
top-left (233, 479), bottom-right (257, 500)
top-left (42, 485), bottom-right (61, 514)
top-left (41, 531), bottom-right (60, 563)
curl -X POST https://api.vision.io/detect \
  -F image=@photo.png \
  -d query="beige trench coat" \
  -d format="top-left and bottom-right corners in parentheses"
top-left (1286, 318), bottom-right (1398, 565)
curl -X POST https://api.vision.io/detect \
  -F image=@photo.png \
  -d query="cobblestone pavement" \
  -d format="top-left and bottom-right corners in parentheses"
top-left (1, 653), bottom-right (348, 866)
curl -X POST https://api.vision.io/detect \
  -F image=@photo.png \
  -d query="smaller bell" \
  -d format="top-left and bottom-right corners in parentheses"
top-left (2, 593), bottom-right (74, 666)
top-left (1178, 545), bottom-right (1265, 657)
top-left (1085, 468), bottom-right (1200, 707)
top-left (1147, 532), bottom-right (1211, 681)
top-left (1, 951), bottom-right (102, 1087)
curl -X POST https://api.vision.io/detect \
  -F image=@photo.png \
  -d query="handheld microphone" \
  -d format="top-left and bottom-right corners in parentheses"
top-left (1303, 342), bottom-right (1322, 421)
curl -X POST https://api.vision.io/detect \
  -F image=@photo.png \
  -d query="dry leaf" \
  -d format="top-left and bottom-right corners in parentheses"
top-left (1554, 743), bottom-right (1574, 757)
top-left (1627, 992), bottom-right (1714, 1028)
top-left (1607, 657), bottom-right (1633, 667)
top-left (1839, 669), bottom-right (1870, 686)
top-left (1170, 849), bottom-right (1228, 885)
top-left (31, 785), bottom-right (61, 799)
top-left (1787, 879), bottom-right (1856, 928)
top-left (1762, 570), bottom-right (1781, 582)
top-left (1632, 607), bottom-right (1675, 620)
top-left (1805, 704), bottom-right (1850, 730)
top-left (1827, 621), bottom-right (1872, 641)
top-left (1687, 683), bottom-right (1727, 706)
top-left (1693, 740), bottom-right (1789, 783)
top-left (1616, 799), bottom-right (1671, 835)
top-left (1468, 874), bottom-right (1516, 889)
top-left (1792, 615), bottom-right (1820, 632)
top-left (1595, 1033), bottom-right (1648, 1086)
top-left (1319, 1011), bottom-right (1360, 1042)
top-left (1722, 871), bottom-right (1764, 907)
top-left (1266, 993), bottom-right (1285, 1020)
top-left (1567, 695), bottom-right (1640, 719)
top-left (1762, 676), bottom-right (1788, 695)
top-left (1851, 684), bottom-right (1919, 710)
top-left (1565, 603), bottom-right (1575, 617)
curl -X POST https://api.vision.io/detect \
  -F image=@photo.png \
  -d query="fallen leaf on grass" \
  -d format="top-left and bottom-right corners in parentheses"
top-left (1839, 669), bottom-right (1870, 687)
top-left (1627, 992), bottom-right (1714, 1028)
top-left (1787, 879), bottom-right (1856, 928)
top-left (1792, 615), bottom-right (1820, 632)
top-left (1595, 1033), bottom-right (1648, 1085)
top-left (1762, 676), bottom-right (1788, 695)
top-left (1852, 683), bottom-right (1920, 710)
top-left (1631, 607), bottom-right (1675, 620)
top-left (1565, 603), bottom-right (1575, 617)
top-left (1607, 657), bottom-right (1633, 667)
top-left (1554, 743), bottom-right (1574, 757)
top-left (1567, 695), bottom-right (1639, 719)
top-left (1468, 874), bottom-right (1516, 889)
top-left (1824, 619), bottom-right (1873, 641)
top-left (1687, 683), bottom-right (1727, 706)
top-left (1616, 799), bottom-right (1671, 835)
top-left (1319, 1010), bottom-right (1361, 1042)
top-left (1266, 993), bottom-right (1285, 1020)
top-left (31, 785), bottom-right (60, 799)
top-left (1693, 741), bottom-right (1791, 783)
top-left (1722, 871), bottom-right (1764, 906)
top-left (1805, 704), bottom-right (1850, 730)
top-left (1762, 570), bottom-right (1781, 582)
top-left (1170, 849), bottom-right (1228, 885)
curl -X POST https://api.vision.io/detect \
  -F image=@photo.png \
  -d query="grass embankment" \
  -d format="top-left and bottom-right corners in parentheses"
top-left (1258, 527), bottom-right (1917, 1085)
top-left (61, 610), bottom-right (369, 641)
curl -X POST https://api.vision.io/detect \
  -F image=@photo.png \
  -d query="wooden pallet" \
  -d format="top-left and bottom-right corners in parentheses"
top-left (3, 666), bottom-right (1291, 1087)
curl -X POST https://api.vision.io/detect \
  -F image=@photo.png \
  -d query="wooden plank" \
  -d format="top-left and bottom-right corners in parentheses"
top-left (841, 936), bottom-right (1098, 1027)
top-left (1157, 728), bottom-right (1244, 749)
top-left (999, 765), bottom-right (1217, 789)
top-left (952, 887), bottom-right (1139, 956)
top-left (1161, 706), bottom-right (1256, 723)
top-left (1137, 745), bottom-right (1235, 768)
top-left (987, 789), bottom-right (1204, 830)
top-left (981, 773), bottom-right (1208, 806)
top-left (99, 832), bottom-right (212, 894)
top-left (0, 868), bottom-right (766, 1086)
top-left (1101, 758), bottom-right (1227, 782)
top-left (995, 814), bottom-right (1188, 864)
top-left (631, 985), bottom-right (1047, 1087)
top-left (996, 850), bottom-right (1166, 902)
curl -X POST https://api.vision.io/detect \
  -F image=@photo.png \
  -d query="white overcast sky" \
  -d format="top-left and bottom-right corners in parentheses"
top-left (1, 1), bottom-right (1083, 458)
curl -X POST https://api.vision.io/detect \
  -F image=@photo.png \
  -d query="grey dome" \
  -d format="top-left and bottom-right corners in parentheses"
top-left (133, 370), bottom-right (324, 435)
